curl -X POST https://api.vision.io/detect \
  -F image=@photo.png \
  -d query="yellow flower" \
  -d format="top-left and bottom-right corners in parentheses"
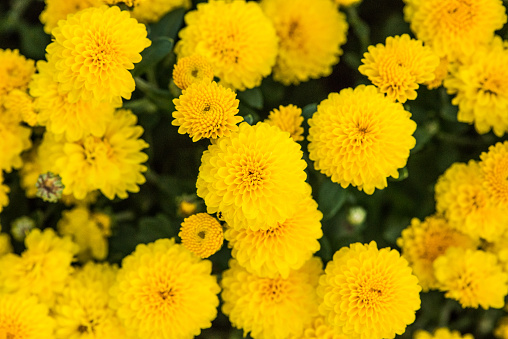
top-left (424, 56), bottom-right (449, 89)
top-left (173, 54), bottom-right (214, 91)
top-left (414, 328), bottom-right (474, 339)
top-left (495, 316), bottom-right (508, 339)
top-left (221, 257), bottom-right (323, 339)
top-left (3, 89), bottom-right (38, 126)
top-left (196, 122), bottom-right (308, 231)
top-left (179, 213), bottom-right (224, 258)
top-left (334, 0), bottom-right (362, 6)
top-left (110, 238), bottom-right (220, 339)
top-left (0, 122), bottom-right (31, 173)
top-left (225, 191), bottom-right (322, 278)
top-left (40, 0), bottom-right (103, 34)
top-left (0, 223), bottom-right (13, 256)
top-left (397, 215), bottom-right (478, 291)
top-left (289, 316), bottom-right (348, 339)
top-left (261, 0), bottom-right (348, 85)
top-left (265, 104), bottom-right (304, 142)
top-left (318, 241), bottom-right (421, 338)
top-left (434, 248), bottom-right (508, 309)
top-left (308, 85), bottom-right (417, 194)
top-left (0, 292), bottom-right (55, 339)
top-left (130, 0), bottom-right (191, 23)
top-left (480, 141), bottom-right (508, 207)
top-left (47, 6), bottom-right (151, 104)
top-left (175, 0), bottom-right (278, 91)
top-left (359, 34), bottom-right (439, 102)
top-left (0, 49), bottom-right (35, 96)
top-left (444, 37), bottom-right (508, 136)
top-left (435, 160), bottom-right (508, 241)
top-left (0, 174), bottom-right (9, 215)
top-left (172, 81), bottom-right (243, 142)
top-left (403, 0), bottom-right (507, 61)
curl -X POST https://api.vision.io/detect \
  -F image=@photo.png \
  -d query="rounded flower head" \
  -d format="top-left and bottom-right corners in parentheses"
top-left (197, 122), bottom-right (308, 231)
top-left (444, 37), bottom-right (508, 136)
top-left (480, 141), bottom-right (508, 207)
top-left (308, 85), bottom-right (417, 194)
top-left (110, 238), bottom-right (220, 339)
top-left (222, 257), bottom-right (323, 339)
top-left (318, 241), bottom-right (421, 339)
top-left (0, 292), bottom-right (55, 339)
top-left (414, 328), bottom-right (474, 339)
top-left (225, 191), bottom-right (322, 278)
top-left (47, 6), bottom-right (151, 104)
top-left (130, 0), bottom-right (191, 23)
top-left (172, 81), bottom-right (242, 142)
top-left (265, 104), bottom-right (304, 142)
top-left (403, 0), bottom-right (507, 61)
top-left (434, 248), bottom-right (508, 309)
top-left (173, 54), bottom-right (214, 91)
top-left (179, 213), bottom-right (224, 258)
top-left (397, 215), bottom-right (478, 291)
top-left (175, 0), bottom-right (278, 91)
top-left (40, 0), bottom-right (104, 34)
top-left (0, 49), bottom-right (35, 96)
top-left (359, 34), bottom-right (440, 103)
top-left (261, 0), bottom-right (348, 85)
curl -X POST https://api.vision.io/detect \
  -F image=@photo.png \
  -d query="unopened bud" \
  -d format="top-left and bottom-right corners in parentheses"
top-left (36, 172), bottom-right (64, 203)
top-left (347, 206), bottom-right (367, 226)
top-left (11, 216), bottom-right (36, 242)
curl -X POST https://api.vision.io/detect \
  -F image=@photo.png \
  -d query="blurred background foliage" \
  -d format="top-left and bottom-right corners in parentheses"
top-left (1, 0), bottom-right (508, 338)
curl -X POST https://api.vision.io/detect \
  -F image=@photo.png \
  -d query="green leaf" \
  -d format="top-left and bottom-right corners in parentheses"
top-left (148, 7), bottom-right (186, 40)
top-left (412, 120), bottom-right (439, 153)
top-left (389, 167), bottom-right (409, 182)
top-left (318, 178), bottom-right (348, 220)
top-left (137, 213), bottom-right (177, 243)
top-left (18, 23), bottom-right (51, 60)
top-left (302, 103), bottom-right (318, 120)
top-left (237, 87), bottom-right (263, 110)
top-left (346, 6), bottom-right (371, 53)
top-left (134, 77), bottom-right (174, 109)
top-left (132, 37), bottom-right (174, 77)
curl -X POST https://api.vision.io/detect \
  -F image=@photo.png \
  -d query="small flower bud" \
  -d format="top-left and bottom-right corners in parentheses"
top-left (36, 172), bottom-right (64, 203)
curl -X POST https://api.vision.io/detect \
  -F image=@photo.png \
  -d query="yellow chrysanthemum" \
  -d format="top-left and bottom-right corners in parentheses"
top-left (110, 238), bottom-right (220, 339)
top-left (495, 316), bottom-right (508, 339)
top-left (424, 56), bottom-right (449, 89)
top-left (308, 85), bottom-right (417, 194)
top-left (172, 54), bottom-right (214, 91)
top-left (444, 37), bottom-right (508, 136)
top-left (290, 316), bottom-right (348, 339)
top-left (0, 49), bottom-right (35, 96)
top-left (225, 191), bottom-right (322, 278)
top-left (0, 174), bottom-right (9, 214)
top-left (318, 241), bottom-right (421, 339)
top-left (172, 81), bottom-right (243, 142)
top-left (403, 0), bottom-right (507, 60)
top-left (265, 104), bottom-right (304, 142)
top-left (261, 0), bottom-right (348, 85)
top-left (359, 34), bottom-right (439, 103)
top-left (130, 0), bottom-right (191, 23)
top-left (435, 160), bottom-right (508, 241)
top-left (175, 0), bottom-right (278, 91)
top-left (0, 292), bottom-right (55, 339)
top-left (397, 215), bottom-right (478, 291)
top-left (222, 257), bottom-right (323, 339)
top-left (40, 0), bottom-right (103, 34)
top-left (47, 6), bottom-right (151, 104)
top-left (179, 213), bottom-right (223, 258)
top-left (480, 141), bottom-right (508, 207)
top-left (197, 122), bottom-right (308, 231)
top-left (0, 120), bottom-right (32, 173)
top-left (0, 223), bottom-right (12, 256)
top-left (414, 328), bottom-right (474, 339)
top-left (434, 248), bottom-right (508, 309)
top-left (3, 89), bottom-right (38, 126)
top-left (0, 228), bottom-right (78, 305)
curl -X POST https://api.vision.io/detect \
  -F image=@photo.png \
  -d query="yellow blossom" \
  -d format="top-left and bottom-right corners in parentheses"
top-left (40, 0), bottom-right (104, 34)
top-left (265, 104), bottom-right (304, 142)
top-left (289, 316), bottom-right (348, 339)
top-left (130, 0), bottom-right (191, 23)
top-left (480, 141), bottom-right (508, 207)
top-left (0, 49), bottom-right (35, 96)
top-left (0, 120), bottom-right (32, 173)
top-left (179, 213), bottom-right (224, 258)
top-left (414, 328), bottom-right (474, 339)
top-left (173, 54), bottom-right (214, 91)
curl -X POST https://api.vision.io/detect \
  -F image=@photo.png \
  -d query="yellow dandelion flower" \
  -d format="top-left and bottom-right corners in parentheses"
top-left (308, 85), bottom-right (417, 194)
top-left (403, 0), bottom-right (507, 60)
top-left (3, 89), bottom-right (38, 126)
top-left (265, 104), bottom-right (304, 142)
top-left (110, 238), bottom-right (220, 339)
top-left (0, 121), bottom-right (32, 173)
top-left (173, 54), bottom-right (214, 91)
top-left (495, 316), bottom-right (508, 339)
top-left (0, 292), bottom-right (55, 339)
top-left (434, 247), bottom-right (508, 309)
top-left (397, 215), bottom-right (478, 291)
top-left (424, 56), bottom-right (449, 89)
top-left (480, 141), bottom-right (508, 207)
top-left (0, 49), bottom-right (35, 96)
top-left (40, 0), bottom-right (103, 34)
top-left (435, 160), bottom-right (508, 241)
top-left (179, 213), bottom-right (224, 258)
top-left (172, 81), bottom-right (243, 142)
top-left (359, 34), bottom-right (439, 103)
top-left (47, 5), bottom-right (151, 104)
top-left (175, 0), bottom-right (278, 91)
top-left (222, 257), bottom-right (323, 339)
top-left (130, 0), bottom-right (191, 23)
top-left (415, 328), bottom-right (474, 339)
top-left (318, 241), bottom-right (421, 338)
top-left (197, 122), bottom-right (308, 231)
top-left (289, 316), bottom-right (348, 339)
top-left (444, 37), bottom-right (508, 136)
top-left (261, 0), bottom-right (348, 85)
top-left (225, 191), bottom-right (322, 278)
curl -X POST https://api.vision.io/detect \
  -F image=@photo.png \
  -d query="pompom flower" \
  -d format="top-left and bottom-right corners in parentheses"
top-left (221, 257), bottom-right (323, 339)
top-left (403, 0), bottom-right (507, 60)
top-left (397, 215), bottom-right (478, 291)
top-left (46, 5), bottom-right (151, 105)
top-left (130, 0), bottom-right (191, 23)
top-left (196, 122), bottom-right (308, 231)
top-left (480, 141), bottom-right (508, 207)
top-left (265, 104), bottom-right (304, 142)
top-left (172, 54), bottom-right (214, 90)
top-left (414, 328), bottom-right (474, 339)
top-left (0, 49), bottom-right (35, 96)
top-left (3, 89), bottom-right (38, 126)
top-left (318, 241), bottom-right (421, 338)
top-left (110, 238), bottom-right (220, 339)
top-left (308, 85), bottom-right (417, 194)
top-left (179, 213), bottom-right (224, 258)
top-left (175, 0), bottom-right (278, 91)
top-left (172, 81), bottom-right (242, 141)
top-left (359, 34), bottom-right (440, 103)
top-left (261, 0), bottom-right (348, 85)
top-left (39, 0), bottom-right (103, 34)
top-left (434, 248), bottom-right (508, 309)
top-left (225, 191), bottom-right (322, 278)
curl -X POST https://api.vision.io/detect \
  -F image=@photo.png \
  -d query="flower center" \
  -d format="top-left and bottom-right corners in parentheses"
top-left (242, 166), bottom-right (264, 187)
top-left (159, 288), bottom-right (176, 303)
top-left (357, 279), bottom-right (386, 307)
top-left (261, 279), bottom-right (289, 303)
top-left (83, 32), bottom-right (117, 73)
top-left (440, 0), bottom-right (475, 33)
top-left (83, 136), bottom-right (114, 164)
top-left (197, 230), bottom-right (206, 239)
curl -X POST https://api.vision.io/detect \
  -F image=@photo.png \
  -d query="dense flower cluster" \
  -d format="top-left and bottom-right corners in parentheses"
top-left (179, 213), bottom-right (224, 258)
top-left (265, 104), bottom-right (305, 142)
